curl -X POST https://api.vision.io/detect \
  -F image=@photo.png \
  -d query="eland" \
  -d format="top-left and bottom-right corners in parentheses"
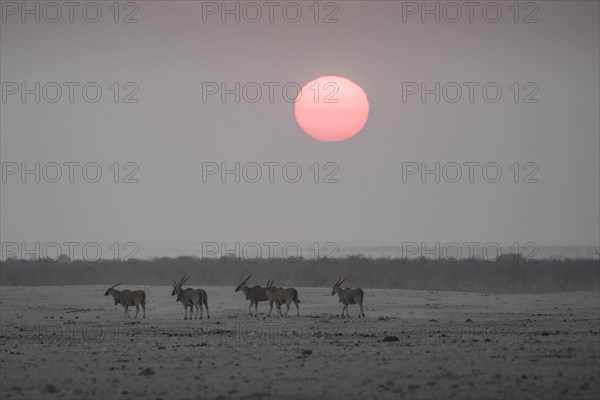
top-left (171, 276), bottom-right (209, 319)
top-left (104, 283), bottom-right (146, 319)
top-left (265, 285), bottom-right (300, 316)
top-left (331, 276), bottom-right (365, 318)
top-left (235, 275), bottom-right (274, 317)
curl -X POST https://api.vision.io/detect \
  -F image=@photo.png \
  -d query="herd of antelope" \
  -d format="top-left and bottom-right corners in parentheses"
top-left (104, 275), bottom-right (365, 319)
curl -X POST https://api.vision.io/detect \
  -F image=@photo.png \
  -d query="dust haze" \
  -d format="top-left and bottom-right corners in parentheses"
top-left (1, 1), bottom-right (599, 399)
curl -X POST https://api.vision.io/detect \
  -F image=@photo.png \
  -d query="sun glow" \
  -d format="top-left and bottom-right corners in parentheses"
top-left (294, 76), bottom-right (370, 142)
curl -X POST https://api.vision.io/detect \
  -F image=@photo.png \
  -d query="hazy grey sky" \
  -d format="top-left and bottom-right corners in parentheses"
top-left (1, 1), bottom-right (598, 258)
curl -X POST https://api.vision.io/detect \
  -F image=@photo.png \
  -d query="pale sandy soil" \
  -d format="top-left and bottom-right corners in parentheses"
top-left (1, 286), bottom-right (598, 399)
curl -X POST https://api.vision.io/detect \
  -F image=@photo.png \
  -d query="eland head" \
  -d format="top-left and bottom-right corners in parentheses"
top-left (331, 276), bottom-right (347, 295)
top-left (104, 282), bottom-right (122, 304)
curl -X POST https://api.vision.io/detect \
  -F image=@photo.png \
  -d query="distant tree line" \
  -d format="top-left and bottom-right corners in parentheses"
top-left (0, 255), bottom-right (598, 293)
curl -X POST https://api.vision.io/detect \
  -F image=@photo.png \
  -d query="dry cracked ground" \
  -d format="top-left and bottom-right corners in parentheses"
top-left (1, 286), bottom-right (599, 399)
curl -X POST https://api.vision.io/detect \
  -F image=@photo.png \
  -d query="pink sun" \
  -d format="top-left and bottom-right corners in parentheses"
top-left (294, 76), bottom-right (370, 142)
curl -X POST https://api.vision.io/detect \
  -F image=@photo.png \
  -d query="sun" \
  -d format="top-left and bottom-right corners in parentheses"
top-left (294, 76), bottom-right (370, 142)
